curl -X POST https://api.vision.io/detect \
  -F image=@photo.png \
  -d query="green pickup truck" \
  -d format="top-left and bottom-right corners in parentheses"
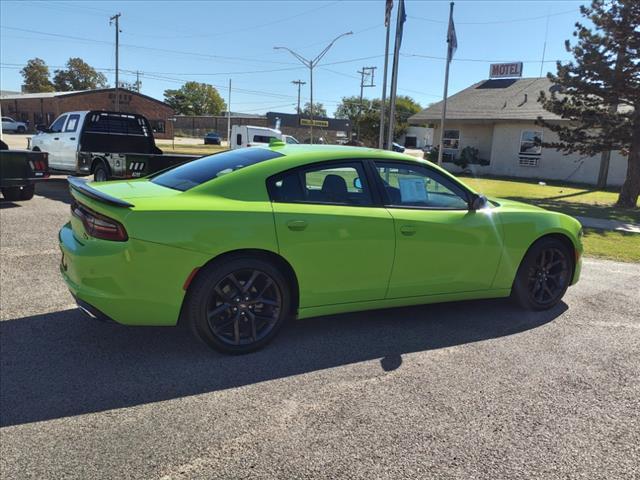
top-left (0, 139), bottom-right (49, 201)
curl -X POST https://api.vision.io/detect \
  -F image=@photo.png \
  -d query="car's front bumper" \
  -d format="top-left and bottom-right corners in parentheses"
top-left (59, 222), bottom-right (210, 326)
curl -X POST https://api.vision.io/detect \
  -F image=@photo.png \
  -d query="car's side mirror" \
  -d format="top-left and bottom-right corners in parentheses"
top-left (353, 177), bottom-right (362, 189)
top-left (470, 194), bottom-right (488, 210)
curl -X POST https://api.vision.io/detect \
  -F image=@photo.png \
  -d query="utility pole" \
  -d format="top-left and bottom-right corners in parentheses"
top-left (357, 66), bottom-right (376, 141)
top-left (227, 79), bottom-right (232, 148)
top-left (292, 80), bottom-right (306, 115)
top-left (110, 13), bottom-right (121, 111)
top-left (135, 70), bottom-right (140, 93)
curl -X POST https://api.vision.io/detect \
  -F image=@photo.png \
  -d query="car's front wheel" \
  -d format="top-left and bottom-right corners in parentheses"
top-left (185, 257), bottom-right (291, 354)
top-left (512, 237), bottom-right (573, 310)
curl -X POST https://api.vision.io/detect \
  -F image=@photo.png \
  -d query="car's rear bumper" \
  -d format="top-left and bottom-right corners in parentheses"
top-left (59, 222), bottom-right (210, 326)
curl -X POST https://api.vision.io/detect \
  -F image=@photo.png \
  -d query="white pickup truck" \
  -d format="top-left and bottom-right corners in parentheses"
top-left (230, 125), bottom-right (298, 149)
top-left (31, 110), bottom-right (199, 181)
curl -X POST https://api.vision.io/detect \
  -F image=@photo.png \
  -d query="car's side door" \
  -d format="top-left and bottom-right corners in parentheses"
top-left (42, 114), bottom-right (68, 169)
top-left (2, 117), bottom-right (14, 132)
top-left (269, 160), bottom-right (396, 309)
top-left (371, 161), bottom-right (504, 298)
top-left (58, 113), bottom-right (81, 170)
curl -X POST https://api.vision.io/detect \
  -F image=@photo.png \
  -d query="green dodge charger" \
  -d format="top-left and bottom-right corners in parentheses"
top-left (60, 143), bottom-right (583, 354)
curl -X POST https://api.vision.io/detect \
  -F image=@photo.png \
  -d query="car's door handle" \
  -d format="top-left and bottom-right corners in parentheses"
top-left (287, 220), bottom-right (308, 231)
top-left (54, 137), bottom-right (59, 140)
top-left (70, 137), bottom-right (76, 141)
top-left (400, 225), bottom-right (417, 236)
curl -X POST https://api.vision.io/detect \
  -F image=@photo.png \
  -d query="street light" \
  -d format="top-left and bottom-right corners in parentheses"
top-left (275, 31), bottom-right (353, 144)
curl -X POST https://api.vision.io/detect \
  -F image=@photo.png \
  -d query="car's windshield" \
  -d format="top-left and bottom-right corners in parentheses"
top-left (151, 148), bottom-right (283, 191)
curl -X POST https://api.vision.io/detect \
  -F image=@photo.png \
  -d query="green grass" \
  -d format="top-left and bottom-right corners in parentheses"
top-left (459, 176), bottom-right (639, 224)
top-left (581, 228), bottom-right (640, 263)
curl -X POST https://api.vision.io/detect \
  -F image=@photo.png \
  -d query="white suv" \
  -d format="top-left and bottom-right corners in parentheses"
top-left (2, 116), bottom-right (27, 133)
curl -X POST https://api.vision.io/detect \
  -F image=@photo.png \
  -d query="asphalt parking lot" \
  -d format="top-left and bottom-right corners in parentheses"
top-left (1, 180), bottom-right (639, 479)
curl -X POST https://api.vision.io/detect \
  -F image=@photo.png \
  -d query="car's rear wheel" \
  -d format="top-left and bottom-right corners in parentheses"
top-left (17, 126), bottom-right (26, 133)
top-left (185, 257), bottom-right (291, 354)
top-left (19, 184), bottom-right (35, 200)
top-left (1, 187), bottom-right (22, 201)
top-left (512, 237), bottom-right (572, 310)
top-left (93, 161), bottom-right (109, 182)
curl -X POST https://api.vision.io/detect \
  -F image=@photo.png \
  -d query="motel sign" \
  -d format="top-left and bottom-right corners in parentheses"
top-left (489, 62), bottom-right (523, 79)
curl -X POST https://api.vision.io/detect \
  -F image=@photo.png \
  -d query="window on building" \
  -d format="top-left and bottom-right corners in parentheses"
top-left (442, 129), bottom-right (460, 151)
top-left (65, 114), bottom-right (80, 132)
top-left (34, 113), bottom-right (43, 126)
top-left (150, 120), bottom-right (165, 133)
top-left (520, 130), bottom-right (543, 156)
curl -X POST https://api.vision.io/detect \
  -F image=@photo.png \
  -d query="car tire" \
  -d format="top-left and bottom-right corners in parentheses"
top-left (184, 256), bottom-right (292, 354)
top-left (19, 184), bottom-right (35, 200)
top-left (511, 237), bottom-right (573, 311)
top-left (1, 187), bottom-right (22, 201)
top-left (17, 126), bottom-right (26, 133)
top-left (93, 161), bottom-right (110, 182)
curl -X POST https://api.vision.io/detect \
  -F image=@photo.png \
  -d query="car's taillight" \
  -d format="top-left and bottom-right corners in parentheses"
top-left (71, 200), bottom-right (128, 241)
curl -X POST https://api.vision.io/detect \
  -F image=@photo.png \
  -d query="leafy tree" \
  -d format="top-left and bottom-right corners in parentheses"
top-left (53, 58), bottom-right (108, 91)
top-left (301, 102), bottom-right (327, 117)
top-left (335, 95), bottom-right (422, 147)
top-left (118, 79), bottom-right (141, 93)
top-left (537, 0), bottom-right (640, 207)
top-left (163, 82), bottom-right (226, 115)
top-left (20, 58), bottom-right (54, 93)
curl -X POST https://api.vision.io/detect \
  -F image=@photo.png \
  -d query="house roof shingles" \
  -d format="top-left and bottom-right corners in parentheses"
top-left (409, 77), bottom-right (562, 124)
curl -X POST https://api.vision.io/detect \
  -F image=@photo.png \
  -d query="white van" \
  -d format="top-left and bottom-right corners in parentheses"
top-left (230, 125), bottom-right (282, 149)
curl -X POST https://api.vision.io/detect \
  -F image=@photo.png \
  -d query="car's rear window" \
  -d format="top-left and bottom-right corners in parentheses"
top-left (151, 148), bottom-right (283, 191)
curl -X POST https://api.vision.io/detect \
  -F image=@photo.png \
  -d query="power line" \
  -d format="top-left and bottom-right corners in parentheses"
top-left (408, 8), bottom-right (577, 25)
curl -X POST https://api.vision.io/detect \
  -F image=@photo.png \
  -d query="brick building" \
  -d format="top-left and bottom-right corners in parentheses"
top-left (173, 113), bottom-right (268, 139)
top-left (0, 88), bottom-right (174, 139)
top-left (173, 111), bottom-right (352, 144)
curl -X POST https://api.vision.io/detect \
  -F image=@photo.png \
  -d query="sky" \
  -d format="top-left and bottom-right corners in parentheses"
top-left (0, 0), bottom-right (586, 116)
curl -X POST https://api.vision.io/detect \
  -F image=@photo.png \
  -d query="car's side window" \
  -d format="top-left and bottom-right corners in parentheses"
top-left (374, 162), bottom-right (469, 210)
top-left (65, 114), bottom-right (80, 132)
top-left (49, 115), bottom-right (67, 133)
top-left (269, 162), bottom-right (372, 206)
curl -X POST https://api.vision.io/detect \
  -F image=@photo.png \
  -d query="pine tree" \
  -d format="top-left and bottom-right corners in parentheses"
top-left (537, 0), bottom-right (639, 208)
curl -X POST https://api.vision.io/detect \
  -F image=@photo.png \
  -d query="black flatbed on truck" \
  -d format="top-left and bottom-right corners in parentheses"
top-left (32, 111), bottom-right (201, 181)
top-left (0, 139), bottom-right (49, 201)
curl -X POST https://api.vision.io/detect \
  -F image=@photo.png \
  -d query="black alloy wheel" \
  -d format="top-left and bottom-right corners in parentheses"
top-left (512, 237), bottom-right (572, 310)
top-left (526, 247), bottom-right (570, 307)
top-left (185, 257), bottom-right (291, 354)
top-left (207, 269), bottom-right (282, 346)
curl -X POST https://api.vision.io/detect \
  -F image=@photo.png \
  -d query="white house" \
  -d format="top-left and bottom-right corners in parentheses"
top-left (398, 125), bottom-right (433, 149)
top-left (409, 77), bottom-right (628, 186)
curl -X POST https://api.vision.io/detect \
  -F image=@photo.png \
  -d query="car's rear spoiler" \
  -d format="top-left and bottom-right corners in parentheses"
top-left (68, 177), bottom-right (134, 208)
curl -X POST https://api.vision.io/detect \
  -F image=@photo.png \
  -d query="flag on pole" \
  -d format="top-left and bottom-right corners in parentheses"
top-left (396, 0), bottom-right (406, 49)
top-left (385, 0), bottom-right (393, 27)
top-left (447, 12), bottom-right (457, 60)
